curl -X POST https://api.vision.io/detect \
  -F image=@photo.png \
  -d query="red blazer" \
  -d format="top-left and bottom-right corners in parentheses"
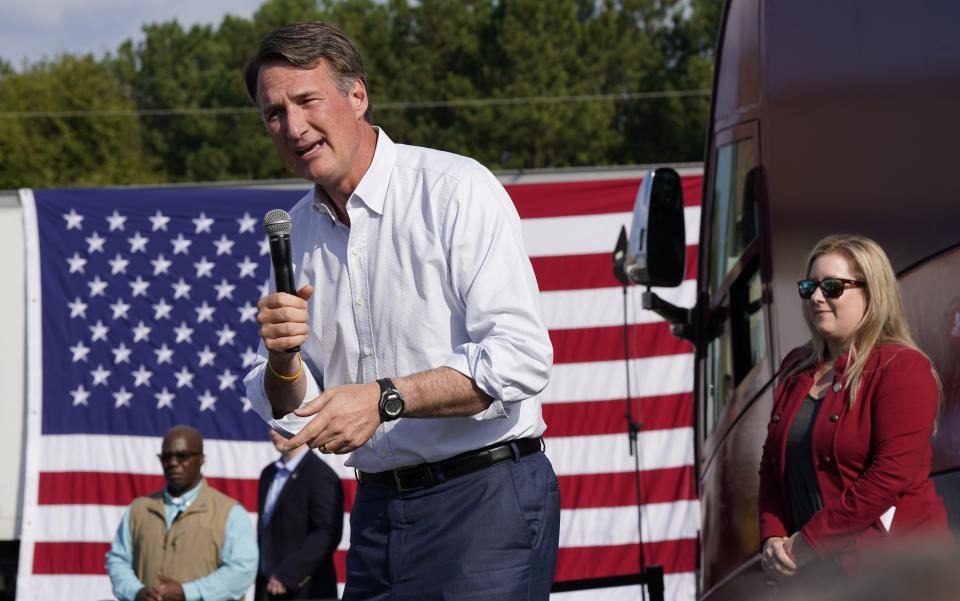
top-left (758, 343), bottom-right (949, 573)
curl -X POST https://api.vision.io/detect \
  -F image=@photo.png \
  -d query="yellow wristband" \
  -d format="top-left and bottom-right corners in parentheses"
top-left (268, 353), bottom-right (303, 382)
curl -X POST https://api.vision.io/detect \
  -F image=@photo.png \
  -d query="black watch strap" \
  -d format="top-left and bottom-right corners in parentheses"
top-left (377, 378), bottom-right (405, 422)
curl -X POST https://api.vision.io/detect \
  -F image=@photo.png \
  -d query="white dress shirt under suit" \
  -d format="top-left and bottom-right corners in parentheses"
top-left (244, 128), bottom-right (553, 472)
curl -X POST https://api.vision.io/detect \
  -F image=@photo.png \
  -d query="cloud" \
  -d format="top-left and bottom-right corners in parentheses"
top-left (0, 0), bottom-right (263, 68)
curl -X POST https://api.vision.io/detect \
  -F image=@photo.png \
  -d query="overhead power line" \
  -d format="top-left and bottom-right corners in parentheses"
top-left (0, 89), bottom-right (710, 119)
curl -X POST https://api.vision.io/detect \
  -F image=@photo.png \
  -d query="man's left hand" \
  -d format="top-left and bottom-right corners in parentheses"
top-left (155, 573), bottom-right (185, 601)
top-left (284, 381), bottom-right (381, 454)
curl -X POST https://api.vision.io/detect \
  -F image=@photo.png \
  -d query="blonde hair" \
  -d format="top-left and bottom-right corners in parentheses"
top-left (787, 234), bottom-right (941, 408)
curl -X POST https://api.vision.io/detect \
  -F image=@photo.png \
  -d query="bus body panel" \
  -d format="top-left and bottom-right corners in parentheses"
top-left (696, 1), bottom-right (960, 598)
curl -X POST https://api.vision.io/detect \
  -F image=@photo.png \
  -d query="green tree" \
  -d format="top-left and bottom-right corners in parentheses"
top-left (102, 0), bottom-right (327, 183)
top-left (2, 0), bottom-right (721, 188)
top-left (0, 55), bottom-right (157, 189)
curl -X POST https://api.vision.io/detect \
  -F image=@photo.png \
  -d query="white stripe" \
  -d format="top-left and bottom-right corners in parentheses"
top-left (540, 281), bottom-right (697, 330)
top-left (35, 427), bottom-right (693, 480)
top-left (542, 355), bottom-right (694, 403)
top-left (523, 208), bottom-right (700, 257)
top-left (18, 188), bottom-right (44, 601)
top-left (36, 426), bottom-right (694, 481)
top-left (33, 505), bottom-right (126, 542)
top-left (32, 500), bottom-right (697, 551)
top-left (545, 430), bottom-right (694, 475)
top-left (550, 572), bottom-right (695, 601)
top-left (36, 435), bottom-right (356, 481)
top-left (497, 164), bottom-right (703, 185)
top-left (559, 501), bottom-right (699, 547)
top-left (31, 504), bottom-right (348, 550)
top-left (19, 574), bottom-right (257, 601)
top-left (18, 574), bottom-right (115, 601)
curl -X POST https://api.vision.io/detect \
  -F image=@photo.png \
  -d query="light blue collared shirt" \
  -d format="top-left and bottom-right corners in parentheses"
top-left (105, 480), bottom-right (258, 601)
top-left (261, 448), bottom-right (308, 529)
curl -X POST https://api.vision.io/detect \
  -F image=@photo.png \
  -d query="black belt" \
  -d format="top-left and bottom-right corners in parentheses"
top-left (357, 437), bottom-right (543, 492)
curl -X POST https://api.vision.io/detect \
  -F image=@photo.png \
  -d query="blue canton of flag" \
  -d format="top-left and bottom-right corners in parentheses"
top-left (35, 188), bottom-right (307, 442)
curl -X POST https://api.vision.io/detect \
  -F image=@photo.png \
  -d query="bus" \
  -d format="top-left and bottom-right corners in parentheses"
top-left (625, 1), bottom-right (960, 599)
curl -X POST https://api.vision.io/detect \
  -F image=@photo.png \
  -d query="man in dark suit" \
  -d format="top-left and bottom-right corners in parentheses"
top-left (257, 428), bottom-right (344, 600)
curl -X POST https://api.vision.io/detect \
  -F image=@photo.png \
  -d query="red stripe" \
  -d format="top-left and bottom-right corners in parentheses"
top-left (558, 467), bottom-right (697, 509)
top-left (542, 394), bottom-right (693, 436)
top-left (555, 539), bottom-right (697, 581)
top-left (33, 541), bottom-right (110, 575)
top-left (550, 322), bottom-right (693, 364)
top-left (335, 549), bottom-right (346, 583)
top-left (343, 479), bottom-right (357, 513)
top-left (531, 245), bottom-right (698, 292)
top-left (38, 460), bottom-right (694, 512)
top-left (38, 472), bottom-right (164, 507)
top-left (340, 542), bottom-right (697, 584)
top-left (37, 472), bottom-right (262, 512)
top-left (35, 471), bottom-right (358, 513)
top-left (205, 476), bottom-right (259, 511)
top-left (505, 175), bottom-right (702, 219)
top-left (34, 540), bottom-right (695, 582)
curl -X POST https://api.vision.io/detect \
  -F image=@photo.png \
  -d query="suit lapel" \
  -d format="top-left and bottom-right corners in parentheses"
top-left (273, 452), bottom-right (310, 511)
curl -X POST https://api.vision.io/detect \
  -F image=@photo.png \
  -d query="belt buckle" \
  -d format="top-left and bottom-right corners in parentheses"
top-left (392, 467), bottom-right (423, 492)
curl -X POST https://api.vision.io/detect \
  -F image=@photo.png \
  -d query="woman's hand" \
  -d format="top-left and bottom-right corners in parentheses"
top-left (784, 531), bottom-right (817, 566)
top-left (760, 536), bottom-right (798, 577)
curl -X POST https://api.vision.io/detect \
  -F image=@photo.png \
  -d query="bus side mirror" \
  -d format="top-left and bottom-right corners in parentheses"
top-left (626, 168), bottom-right (686, 287)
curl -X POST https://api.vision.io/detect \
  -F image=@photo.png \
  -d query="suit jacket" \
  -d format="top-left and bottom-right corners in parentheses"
top-left (256, 450), bottom-right (344, 600)
top-left (759, 343), bottom-right (950, 573)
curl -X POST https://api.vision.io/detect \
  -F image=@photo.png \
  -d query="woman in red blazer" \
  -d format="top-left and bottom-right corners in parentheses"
top-left (758, 234), bottom-right (949, 580)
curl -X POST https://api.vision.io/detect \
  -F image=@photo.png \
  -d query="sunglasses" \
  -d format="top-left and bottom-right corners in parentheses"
top-left (157, 451), bottom-right (202, 463)
top-left (797, 278), bottom-right (865, 299)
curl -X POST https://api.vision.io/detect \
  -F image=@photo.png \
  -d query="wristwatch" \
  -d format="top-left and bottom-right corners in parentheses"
top-left (377, 378), bottom-right (406, 422)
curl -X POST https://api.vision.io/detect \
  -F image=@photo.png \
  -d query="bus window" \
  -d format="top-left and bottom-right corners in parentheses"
top-left (706, 300), bottom-right (733, 433)
top-left (705, 261), bottom-right (766, 432)
top-left (709, 138), bottom-right (758, 294)
top-left (704, 133), bottom-right (767, 432)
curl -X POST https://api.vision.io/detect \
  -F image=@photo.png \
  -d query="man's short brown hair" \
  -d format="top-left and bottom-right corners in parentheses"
top-left (243, 21), bottom-right (372, 123)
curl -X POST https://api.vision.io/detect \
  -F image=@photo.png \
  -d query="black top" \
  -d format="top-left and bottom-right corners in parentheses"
top-left (784, 393), bottom-right (824, 530)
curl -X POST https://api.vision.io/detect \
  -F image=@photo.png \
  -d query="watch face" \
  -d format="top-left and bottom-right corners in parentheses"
top-left (383, 395), bottom-right (404, 417)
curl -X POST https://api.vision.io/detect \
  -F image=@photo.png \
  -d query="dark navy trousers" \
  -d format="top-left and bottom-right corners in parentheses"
top-left (342, 450), bottom-right (561, 601)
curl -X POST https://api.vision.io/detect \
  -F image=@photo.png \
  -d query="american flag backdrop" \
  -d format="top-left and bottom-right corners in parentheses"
top-left (18, 171), bottom-right (701, 601)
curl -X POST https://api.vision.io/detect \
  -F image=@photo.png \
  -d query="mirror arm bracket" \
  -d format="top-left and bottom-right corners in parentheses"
top-left (642, 288), bottom-right (694, 342)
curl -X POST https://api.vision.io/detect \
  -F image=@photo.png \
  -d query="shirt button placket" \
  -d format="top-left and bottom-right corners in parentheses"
top-left (347, 221), bottom-right (376, 382)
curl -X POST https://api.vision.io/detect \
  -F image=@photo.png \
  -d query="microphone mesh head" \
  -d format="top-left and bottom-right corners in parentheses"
top-left (262, 209), bottom-right (292, 235)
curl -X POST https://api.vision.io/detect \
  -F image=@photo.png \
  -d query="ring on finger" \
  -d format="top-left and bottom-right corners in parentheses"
top-left (319, 443), bottom-right (329, 454)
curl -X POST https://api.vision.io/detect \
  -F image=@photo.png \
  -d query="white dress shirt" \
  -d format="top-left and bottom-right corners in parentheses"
top-left (244, 128), bottom-right (553, 472)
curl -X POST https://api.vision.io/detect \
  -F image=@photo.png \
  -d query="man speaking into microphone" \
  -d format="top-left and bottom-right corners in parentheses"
top-left (241, 21), bottom-right (559, 601)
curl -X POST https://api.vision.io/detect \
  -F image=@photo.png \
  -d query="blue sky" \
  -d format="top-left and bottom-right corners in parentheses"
top-left (0, 0), bottom-right (265, 69)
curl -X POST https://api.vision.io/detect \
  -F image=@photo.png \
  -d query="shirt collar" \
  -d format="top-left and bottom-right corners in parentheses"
top-left (311, 126), bottom-right (396, 218)
top-left (274, 448), bottom-right (309, 472)
top-left (164, 477), bottom-right (203, 508)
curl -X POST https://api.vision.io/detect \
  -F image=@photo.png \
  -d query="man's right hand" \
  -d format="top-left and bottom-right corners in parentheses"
top-left (257, 285), bottom-right (314, 357)
top-left (134, 586), bottom-right (161, 601)
top-left (266, 575), bottom-right (288, 595)
top-left (260, 285), bottom-right (314, 416)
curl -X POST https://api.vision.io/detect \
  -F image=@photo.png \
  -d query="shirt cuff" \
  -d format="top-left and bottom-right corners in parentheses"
top-left (243, 360), bottom-right (323, 435)
top-left (444, 352), bottom-right (507, 420)
top-left (181, 582), bottom-right (200, 601)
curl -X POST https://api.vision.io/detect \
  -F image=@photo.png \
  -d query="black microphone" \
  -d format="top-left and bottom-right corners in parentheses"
top-left (262, 208), bottom-right (299, 353)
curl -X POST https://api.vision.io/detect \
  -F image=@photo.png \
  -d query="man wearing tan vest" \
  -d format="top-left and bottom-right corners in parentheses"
top-left (106, 425), bottom-right (258, 601)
